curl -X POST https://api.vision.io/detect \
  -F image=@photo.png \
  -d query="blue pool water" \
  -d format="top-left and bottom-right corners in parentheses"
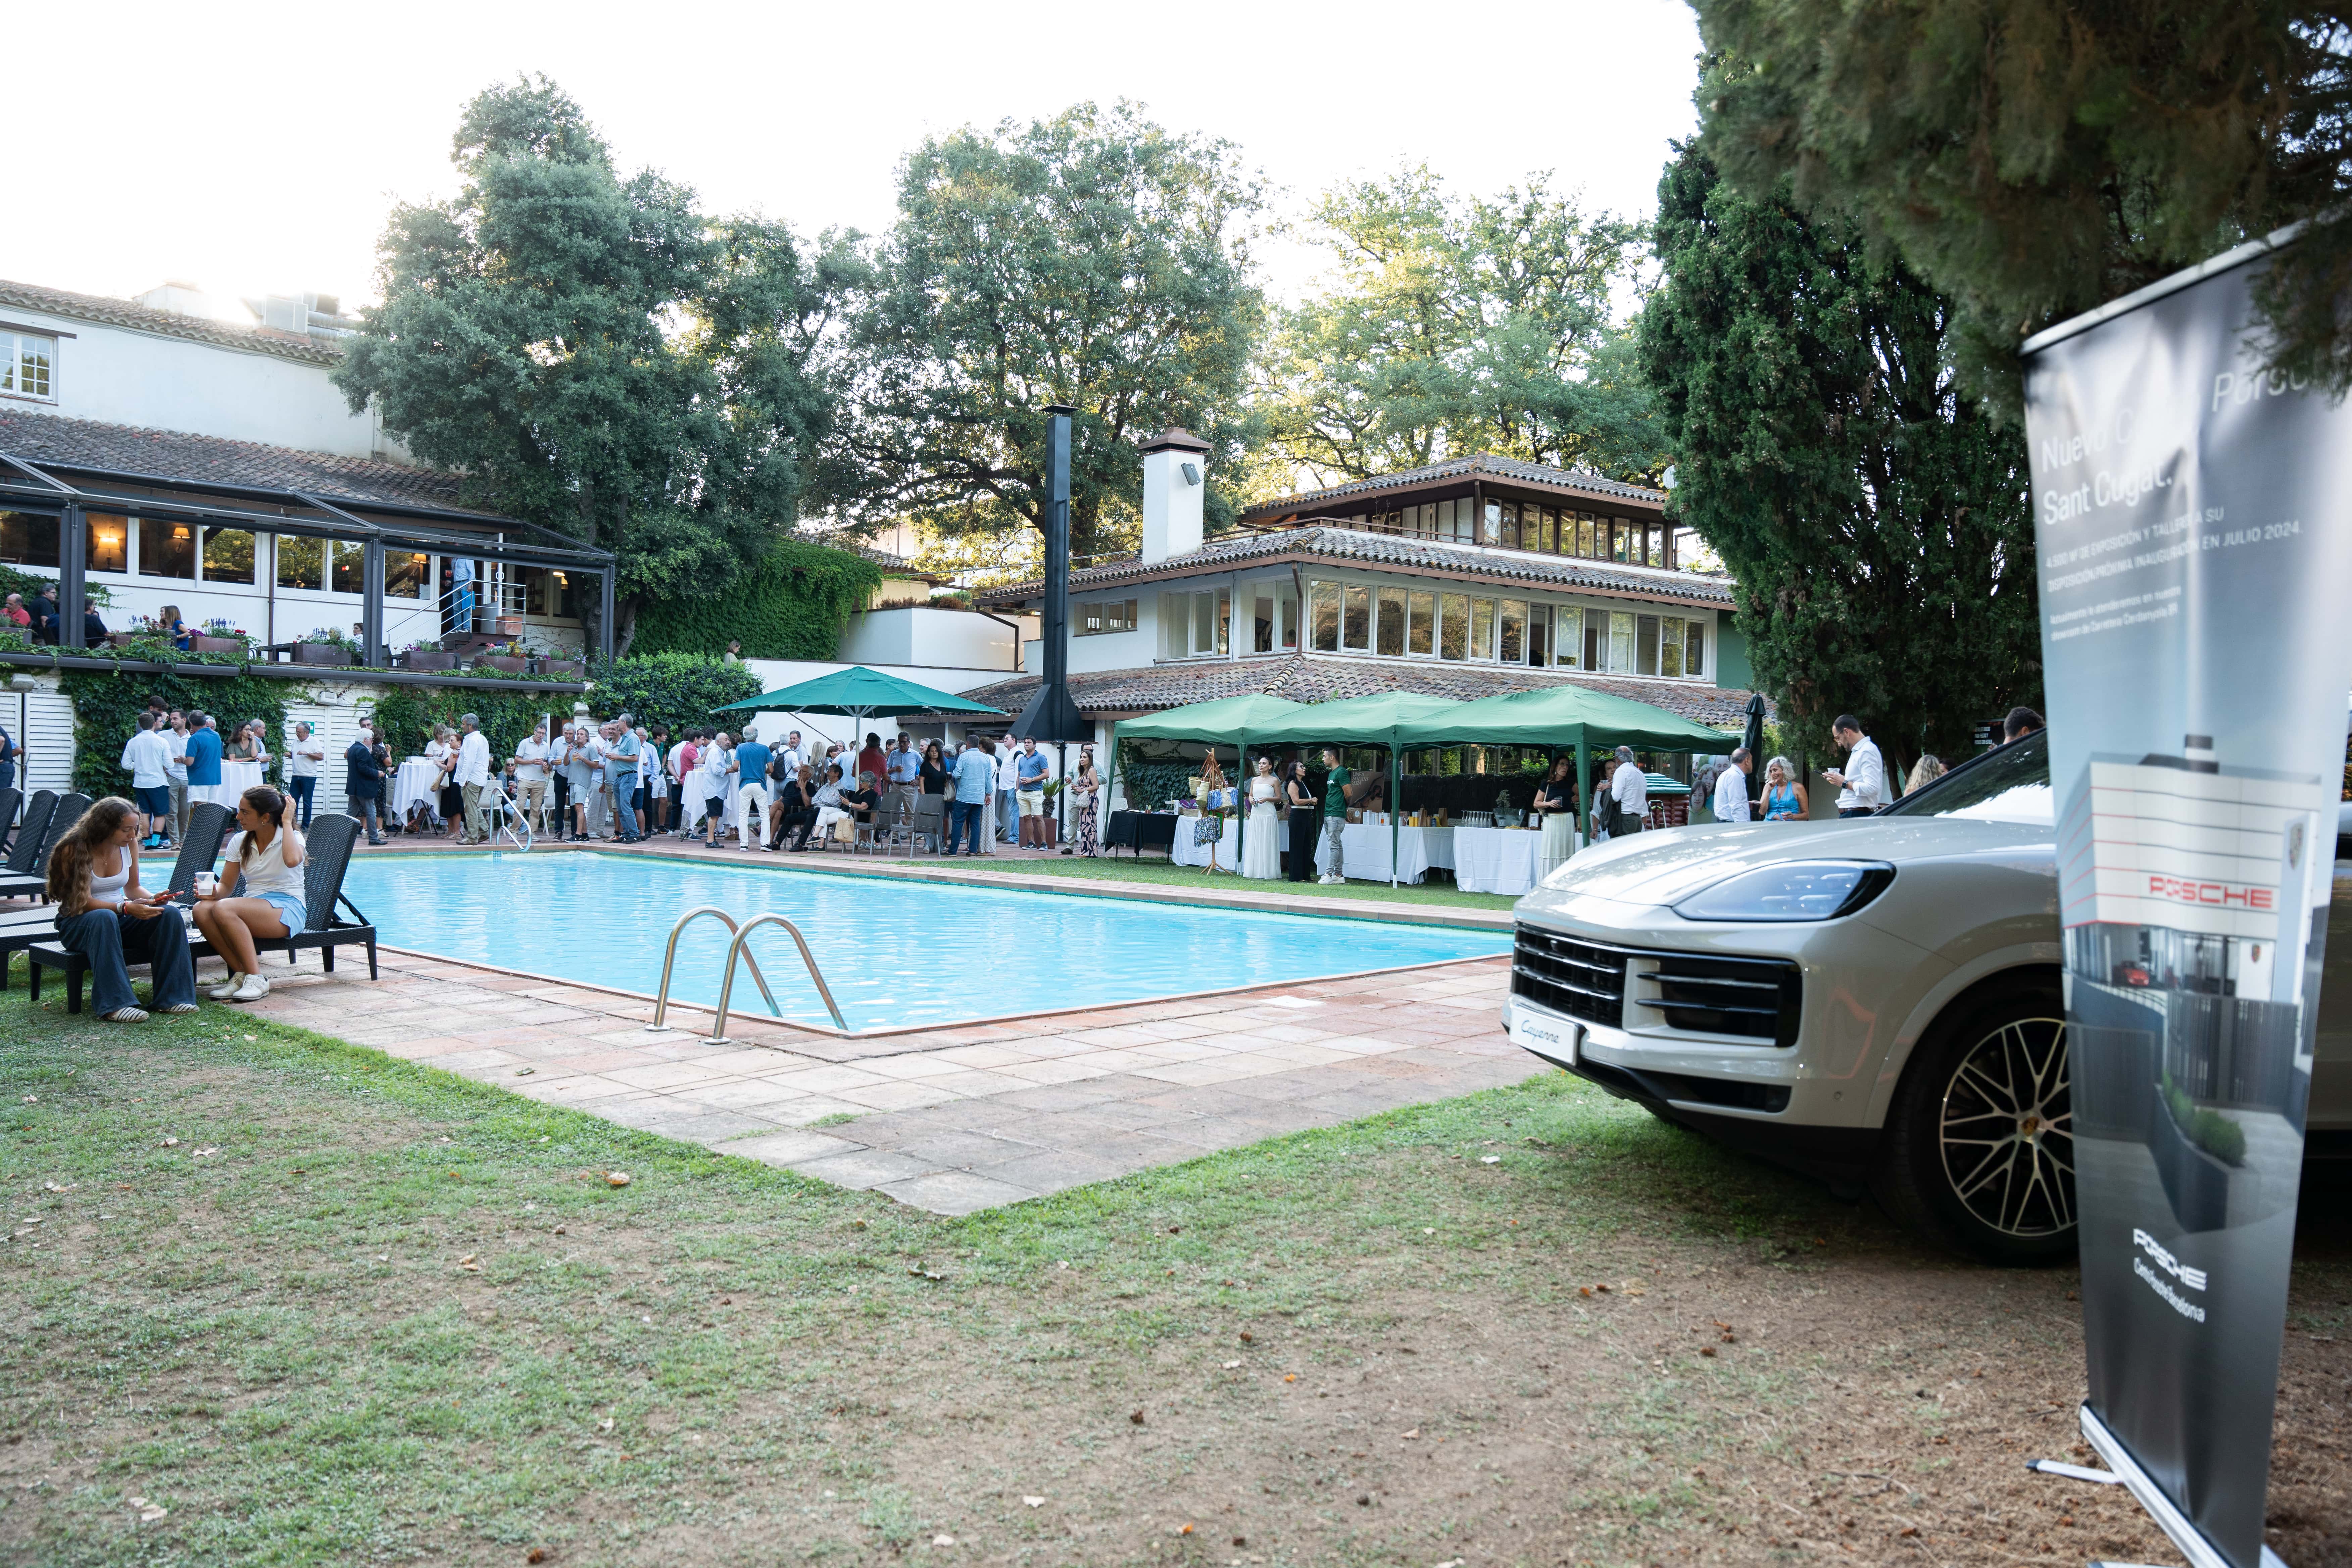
top-left (340, 853), bottom-right (1510, 1031)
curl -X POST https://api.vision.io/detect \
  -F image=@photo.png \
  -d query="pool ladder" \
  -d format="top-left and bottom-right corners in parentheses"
top-left (645, 906), bottom-right (849, 1040)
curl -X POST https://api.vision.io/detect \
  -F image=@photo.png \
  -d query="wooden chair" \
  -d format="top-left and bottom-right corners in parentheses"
top-left (30, 813), bottom-right (379, 1013)
top-left (0, 793), bottom-right (89, 901)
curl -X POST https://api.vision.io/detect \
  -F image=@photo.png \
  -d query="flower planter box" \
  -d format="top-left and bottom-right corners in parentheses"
top-left (536, 658), bottom-right (585, 679)
top-left (400, 650), bottom-right (458, 672)
top-left (106, 632), bottom-right (136, 648)
top-left (474, 655), bottom-right (527, 674)
top-left (294, 643), bottom-right (355, 667)
top-left (191, 636), bottom-right (245, 655)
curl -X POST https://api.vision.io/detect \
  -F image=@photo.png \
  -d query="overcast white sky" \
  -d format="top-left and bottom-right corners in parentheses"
top-left (9, 0), bottom-right (1701, 311)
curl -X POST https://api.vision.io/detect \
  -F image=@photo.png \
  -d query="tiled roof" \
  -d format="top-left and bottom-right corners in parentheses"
top-left (0, 409), bottom-right (481, 514)
top-left (0, 279), bottom-right (345, 368)
top-left (1242, 453), bottom-right (1667, 520)
top-left (912, 654), bottom-right (1768, 729)
top-left (977, 525), bottom-right (1733, 606)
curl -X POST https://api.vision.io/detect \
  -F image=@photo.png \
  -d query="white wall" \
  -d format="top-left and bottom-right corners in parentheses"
top-left (837, 604), bottom-right (1029, 672)
top-left (3, 303), bottom-right (400, 460)
top-left (728, 656), bottom-right (1022, 757)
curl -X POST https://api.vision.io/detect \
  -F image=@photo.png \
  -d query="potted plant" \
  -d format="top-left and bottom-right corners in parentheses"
top-left (535, 653), bottom-right (586, 679)
top-left (294, 627), bottom-right (359, 667)
top-left (399, 638), bottom-right (457, 672)
top-left (192, 617), bottom-right (247, 655)
top-left (473, 639), bottom-right (527, 674)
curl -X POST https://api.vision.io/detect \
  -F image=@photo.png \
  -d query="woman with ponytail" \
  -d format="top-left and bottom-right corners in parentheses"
top-left (46, 796), bottom-right (199, 1022)
top-left (190, 785), bottom-right (306, 1004)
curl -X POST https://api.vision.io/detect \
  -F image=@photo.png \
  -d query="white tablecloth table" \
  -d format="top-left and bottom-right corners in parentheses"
top-left (1452, 826), bottom-right (1544, 896)
top-left (1169, 813), bottom-right (1240, 870)
top-left (1314, 822), bottom-right (1454, 884)
top-left (682, 774), bottom-right (742, 832)
top-left (205, 759), bottom-right (264, 807)
top-left (390, 757), bottom-right (443, 819)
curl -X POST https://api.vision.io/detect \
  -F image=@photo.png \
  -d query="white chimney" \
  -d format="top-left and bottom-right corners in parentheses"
top-left (1140, 427), bottom-right (1211, 563)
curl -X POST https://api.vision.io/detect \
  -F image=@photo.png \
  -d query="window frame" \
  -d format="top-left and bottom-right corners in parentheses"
top-left (0, 329), bottom-right (57, 403)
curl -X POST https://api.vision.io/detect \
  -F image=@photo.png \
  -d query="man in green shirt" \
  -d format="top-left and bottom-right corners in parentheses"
top-left (1318, 747), bottom-right (1352, 884)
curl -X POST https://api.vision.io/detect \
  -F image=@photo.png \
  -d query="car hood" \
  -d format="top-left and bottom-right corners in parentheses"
top-left (1518, 817), bottom-right (2055, 915)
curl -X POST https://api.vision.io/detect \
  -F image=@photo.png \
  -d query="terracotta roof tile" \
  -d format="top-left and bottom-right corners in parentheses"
top-left (1241, 452), bottom-right (1667, 519)
top-left (0, 279), bottom-right (345, 368)
top-left (0, 409), bottom-right (481, 514)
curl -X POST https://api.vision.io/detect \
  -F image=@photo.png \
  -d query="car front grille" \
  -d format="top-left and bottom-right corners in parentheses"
top-left (1512, 925), bottom-right (1626, 1030)
top-left (1515, 925), bottom-right (1802, 1047)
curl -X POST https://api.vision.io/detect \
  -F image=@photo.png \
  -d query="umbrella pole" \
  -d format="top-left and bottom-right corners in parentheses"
top-left (1575, 724), bottom-right (1589, 855)
top-left (1389, 746), bottom-right (1400, 888)
top-left (1235, 731), bottom-right (1246, 876)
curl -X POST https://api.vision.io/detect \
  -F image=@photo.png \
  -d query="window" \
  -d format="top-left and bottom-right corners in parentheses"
top-left (1469, 597), bottom-right (1495, 659)
top-left (1079, 598), bottom-right (1138, 635)
top-left (1584, 614), bottom-right (1602, 670)
top-left (1636, 613), bottom-right (1660, 675)
top-left (1610, 522), bottom-right (1629, 562)
top-left (1439, 593), bottom-right (1469, 660)
top-left (1608, 610), bottom-right (1634, 672)
top-left (1310, 582), bottom-right (1340, 651)
top-left (1685, 618), bottom-right (1706, 678)
top-left (86, 512), bottom-right (128, 574)
top-left (1499, 502), bottom-right (1520, 550)
top-left (0, 331), bottom-right (55, 401)
top-left (332, 543), bottom-right (363, 595)
top-left (0, 510), bottom-right (59, 567)
top-left (1413, 503), bottom-right (1434, 538)
top-left (1480, 503), bottom-right (1501, 546)
top-left (1649, 523), bottom-right (1665, 566)
top-left (527, 567), bottom-right (581, 618)
top-left (1278, 588), bottom-right (1298, 650)
top-left (1577, 514), bottom-right (1596, 557)
top-left (1527, 603), bottom-right (1548, 665)
top-left (1341, 584), bottom-right (1371, 651)
top-left (386, 551), bottom-right (428, 599)
top-left (201, 528), bottom-right (255, 584)
top-left (1499, 599), bottom-right (1526, 663)
top-left (1188, 590), bottom-right (1228, 655)
top-left (139, 518), bottom-right (192, 579)
top-left (278, 534), bottom-right (327, 591)
top-left (1554, 606), bottom-right (1581, 667)
top-left (1538, 506), bottom-right (1558, 553)
top-left (1253, 594), bottom-right (1274, 653)
top-left (1408, 589), bottom-right (1435, 656)
top-left (1660, 616), bottom-right (1685, 678)
top-left (1375, 587), bottom-right (1407, 655)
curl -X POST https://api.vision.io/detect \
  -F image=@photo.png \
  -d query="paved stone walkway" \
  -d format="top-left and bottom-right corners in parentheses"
top-left (226, 948), bottom-right (1532, 1214)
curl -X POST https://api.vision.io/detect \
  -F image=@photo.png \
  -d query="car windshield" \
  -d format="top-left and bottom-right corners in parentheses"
top-left (1884, 731), bottom-right (2052, 825)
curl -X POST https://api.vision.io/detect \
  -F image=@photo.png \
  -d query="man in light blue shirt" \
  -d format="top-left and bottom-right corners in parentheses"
top-left (949, 739), bottom-right (996, 856)
top-left (885, 732), bottom-right (920, 819)
top-left (1015, 737), bottom-right (1051, 848)
top-left (604, 716), bottom-right (642, 842)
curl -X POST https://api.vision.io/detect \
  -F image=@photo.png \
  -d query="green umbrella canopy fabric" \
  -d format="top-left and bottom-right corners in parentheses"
top-left (710, 666), bottom-right (1005, 718)
top-left (1246, 692), bottom-right (1461, 748)
top-left (1111, 695), bottom-right (1311, 747)
top-left (1393, 684), bottom-right (1733, 753)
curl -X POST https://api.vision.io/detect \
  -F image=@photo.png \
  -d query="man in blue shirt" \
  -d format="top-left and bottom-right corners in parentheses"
top-left (181, 712), bottom-right (225, 809)
top-left (604, 716), bottom-right (642, 842)
top-left (949, 739), bottom-right (996, 856)
top-left (885, 731), bottom-right (920, 820)
top-left (731, 728), bottom-right (773, 850)
top-left (1015, 736), bottom-right (1052, 848)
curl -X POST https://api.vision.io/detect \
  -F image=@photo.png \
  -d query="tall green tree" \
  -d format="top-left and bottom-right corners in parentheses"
top-left (1263, 168), bottom-right (1667, 486)
top-left (1638, 141), bottom-right (2042, 763)
top-left (334, 77), bottom-right (849, 653)
top-left (1686, 2), bottom-right (2352, 404)
top-left (827, 102), bottom-right (1265, 560)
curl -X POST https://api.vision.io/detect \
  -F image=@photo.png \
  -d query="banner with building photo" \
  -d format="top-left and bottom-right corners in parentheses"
top-left (2021, 238), bottom-right (2352, 1568)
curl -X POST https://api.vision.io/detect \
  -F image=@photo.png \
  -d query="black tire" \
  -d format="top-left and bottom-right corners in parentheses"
top-left (1872, 977), bottom-right (2075, 1265)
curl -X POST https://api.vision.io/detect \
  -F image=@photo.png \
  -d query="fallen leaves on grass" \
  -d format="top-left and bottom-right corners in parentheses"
top-left (1129, 1410), bottom-right (1145, 1425)
top-left (605, 1172), bottom-right (631, 1188)
top-left (1022, 1496), bottom-right (1044, 1508)
top-left (932, 1534), bottom-right (956, 1547)
top-left (159, 1137), bottom-right (178, 1148)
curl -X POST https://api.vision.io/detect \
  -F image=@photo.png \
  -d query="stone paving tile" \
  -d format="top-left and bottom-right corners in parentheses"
top-left (830, 1080), bottom-right (965, 1113)
top-left (889, 1129), bottom-right (1050, 1170)
top-left (993, 1058), bottom-right (1114, 1086)
top-left (978, 1146), bottom-right (1130, 1194)
top-left (787, 1149), bottom-right (943, 1191)
top-left (604, 1060), bottom-right (743, 1091)
top-left (714, 1129), bottom-right (866, 1167)
top-left (874, 1169), bottom-right (1039, 1216)
top-left (681, 1078), bottom-right (814, 1111)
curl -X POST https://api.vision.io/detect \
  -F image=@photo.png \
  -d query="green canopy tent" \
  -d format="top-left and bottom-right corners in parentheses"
top-left (711, 666), bottom-right (1007, 725)
top-left (1394, 685), bottom-right (1735, 849)
top-left (1111, 695), bottom-right (1310, 872)
top-left (1248, 693), bottom-right (1461, 885)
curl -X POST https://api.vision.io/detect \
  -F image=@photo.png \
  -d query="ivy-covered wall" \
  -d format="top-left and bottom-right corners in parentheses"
top-left (369, 655), bottom-right (762, 762)
top-left (628, 539), bottom-right (884, 660)
top-left (60, 666), bottom-right (292, 801)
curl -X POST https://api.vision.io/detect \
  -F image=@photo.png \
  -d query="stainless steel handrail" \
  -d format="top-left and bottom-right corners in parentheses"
top-left (710, 913), bottom-right (847, 1040)
top-left (645, 906), bottom-right (780, 1032)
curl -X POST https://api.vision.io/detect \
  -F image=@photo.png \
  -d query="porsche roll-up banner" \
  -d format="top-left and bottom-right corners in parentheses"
top-left (2021, 236), bottom-right (2350, 1568)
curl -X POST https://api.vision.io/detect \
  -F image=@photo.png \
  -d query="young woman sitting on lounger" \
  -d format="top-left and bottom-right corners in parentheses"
top-left (190, 785), bottom-right (306, 1004)
top-left (46, 796), bottom-right (200, 1022)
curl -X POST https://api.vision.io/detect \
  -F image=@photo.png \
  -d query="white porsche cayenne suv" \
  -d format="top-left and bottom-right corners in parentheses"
top-left (1504, 731), bottom-right (2351, 1264)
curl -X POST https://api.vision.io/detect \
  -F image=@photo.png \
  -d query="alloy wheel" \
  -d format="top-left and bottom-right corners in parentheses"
top-left (1937, 1016), bottom-right (2074, 1238)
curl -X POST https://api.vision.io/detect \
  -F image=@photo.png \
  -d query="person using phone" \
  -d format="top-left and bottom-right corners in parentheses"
top-left (45, 796), bottom-right (199, 1022)
top-left (190, 785), bottom-right (307, 1004)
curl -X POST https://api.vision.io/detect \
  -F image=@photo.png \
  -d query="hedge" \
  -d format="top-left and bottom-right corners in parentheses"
top-left (627, 538), bottom-right (883, 660)
top-left (367, 654), bottom-right (762, 763)
top-left (60, 666), bottom-right (293, 802)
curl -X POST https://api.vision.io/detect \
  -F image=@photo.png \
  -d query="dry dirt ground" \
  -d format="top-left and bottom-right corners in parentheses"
top-left (0, 1006), bottom-right (2344, 1567)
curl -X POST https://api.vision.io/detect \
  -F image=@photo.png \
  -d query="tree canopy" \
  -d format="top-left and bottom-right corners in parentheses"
top-left (826, 102), bottom-right (1265, 561)
top-left (334, 77), bottom-right (850, 653)
top-left (1262, 168), bottom-right (1667, 487)
top-left (1638, 141), bottom-right (2042, 764)
top-left (1688, 3), bottom-right (2352, 405)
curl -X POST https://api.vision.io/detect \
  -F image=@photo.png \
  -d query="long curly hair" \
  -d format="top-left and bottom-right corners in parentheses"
top-left (46, 797), bottom-right (139, 917)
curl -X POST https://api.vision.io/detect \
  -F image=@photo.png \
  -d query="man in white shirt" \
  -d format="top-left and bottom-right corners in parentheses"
top-left (775, 730), bottom-right (804, 779)
top-left (1608, 746), bottom-right (1648, 837)
top-left (511, 719), bottom-right (552, 837)
top-left (122, 713), bottom-right (174, 848)
top-left (993, 732), bottom-right (1023, 845)
top-left (454, 713), bottom-right (493, 845)
top-left (161, 710), bottom-right (190, 846)
top-left (699, 732), bottom-right (736, 849)
top-left (285, 721), bottom-right (328, 829)
top-left (1824, 714), bottom-right (1886, 818)
top-left (1711, 747), bottom-right (1754, 824)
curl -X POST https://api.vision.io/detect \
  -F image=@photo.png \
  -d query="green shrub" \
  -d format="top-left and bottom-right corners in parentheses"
top-left (586, 653), bottom-right (764, 737)
top-left (627, 538), bottom-right (882, 660)
top-left (366, 686), bottom-right (561, 768)
top-left (2162, 1077), bottom-right (2249, 1167)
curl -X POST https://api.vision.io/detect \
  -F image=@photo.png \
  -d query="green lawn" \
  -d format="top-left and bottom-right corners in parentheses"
top-left (926, 853), bottom-right (1520, 913)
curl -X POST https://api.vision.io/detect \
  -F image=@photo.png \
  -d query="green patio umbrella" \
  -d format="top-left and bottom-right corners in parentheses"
top-left (1250, 693), bottom-right (1461, 885)
top-left (711, 666), bottom-right (1006, 724)
top-left (1112, 694), bottom-right (1310, 872)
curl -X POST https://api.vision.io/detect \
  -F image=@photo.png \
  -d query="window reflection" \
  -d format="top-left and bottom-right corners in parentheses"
top-left (139, 518), bottom-right (194, 579)
top-left (202, 529), bottom-right (255, 584)
top-left (86, 513), bottom-right (128, 573)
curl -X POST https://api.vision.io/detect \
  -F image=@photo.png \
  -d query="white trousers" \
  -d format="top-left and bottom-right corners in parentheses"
top-left (737, 782), bottom-right (771, 848)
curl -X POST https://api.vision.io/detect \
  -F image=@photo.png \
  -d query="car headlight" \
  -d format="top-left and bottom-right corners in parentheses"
top-left (1673, 860), bottom-right (1896, 922)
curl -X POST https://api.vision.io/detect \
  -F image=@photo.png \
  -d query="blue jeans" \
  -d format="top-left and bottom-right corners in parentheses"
top-left (950, 800), bottom-right (985, 854)
top-left (58, 904), bottom-right (197, 1015)
top-left (997, 788), bottom-right (1017, 841)
top-left (288, 775), bottom-right (316, 827)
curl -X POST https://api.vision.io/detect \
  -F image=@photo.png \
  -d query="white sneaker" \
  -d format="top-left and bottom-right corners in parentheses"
top-left (207, 976), bottom-right (243, 1001)
top-left (229, 974), bottom-right (270, 1003)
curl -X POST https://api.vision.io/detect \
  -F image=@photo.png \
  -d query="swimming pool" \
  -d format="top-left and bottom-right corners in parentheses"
top-left (340, 853), bottom-right (1511, 1032)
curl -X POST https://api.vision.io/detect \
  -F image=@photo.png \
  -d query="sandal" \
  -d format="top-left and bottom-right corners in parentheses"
top-left (161, 1002), bottom-right (199, 1015)
top-left (101, 1006), bottom-right (150, 1023)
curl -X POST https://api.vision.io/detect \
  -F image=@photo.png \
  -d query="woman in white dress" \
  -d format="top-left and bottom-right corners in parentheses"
top-left (1533, 754), bottom-right (1579, 878)
top-left (1240, 756), bottom-right (1283, 879)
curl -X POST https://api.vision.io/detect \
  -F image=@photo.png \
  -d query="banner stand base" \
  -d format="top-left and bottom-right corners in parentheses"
top-left (2029, 1404), bottom-right (2290, 1568)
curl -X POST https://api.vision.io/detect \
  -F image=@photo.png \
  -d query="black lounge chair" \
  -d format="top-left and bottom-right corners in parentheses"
top-left (0, 802), bottom-right (234, 992)
top-left (29, 813), bottom-right (379, 1014)
top-left (0, 789), bottom-right (57, 889)
top-left (0, 793), bottom-right (89, 901)
top-left (0, 786), bottom-right (20, 855)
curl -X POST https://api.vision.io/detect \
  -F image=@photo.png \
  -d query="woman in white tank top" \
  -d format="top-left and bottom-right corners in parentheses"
top-left (45, 796), bottom-right (201, 1021)
top-left (190, 784), bottom-right (307, 1004)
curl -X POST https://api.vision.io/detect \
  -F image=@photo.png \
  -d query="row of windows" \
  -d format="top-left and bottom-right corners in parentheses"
top-left (1335, 497), bottom-right (1672, 568)
top-left (1078, 599), bottom-right (1138, 635)
top-left (0, 509), bottom-right (584, 617)
top-left (0, 330), bottom-right (55, 401)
